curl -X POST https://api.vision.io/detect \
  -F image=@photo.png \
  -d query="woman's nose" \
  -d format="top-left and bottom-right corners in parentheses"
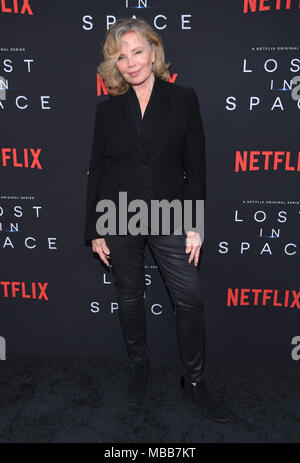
top-left (127, 57), bottom-right (136, 67)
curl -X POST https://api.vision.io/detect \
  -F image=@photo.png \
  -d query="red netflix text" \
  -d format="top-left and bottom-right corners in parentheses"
top-left (0, 281), bottom-right (49, 300)
top-left (1, 148), bottom-right (42, 169)
top-left (0, 0), bottom-right (33, 14)
top-left (235, 150), bottom-right (300, 172)
top-left (227, 288), bottom-right (300, 308)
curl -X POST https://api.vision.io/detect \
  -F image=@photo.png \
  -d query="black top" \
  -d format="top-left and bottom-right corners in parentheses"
top-left (127, 75), bottom-right (158, 136)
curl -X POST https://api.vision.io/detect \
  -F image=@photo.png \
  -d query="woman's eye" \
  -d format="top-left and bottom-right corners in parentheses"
top-left (118, 51), bottom-right (141, 60)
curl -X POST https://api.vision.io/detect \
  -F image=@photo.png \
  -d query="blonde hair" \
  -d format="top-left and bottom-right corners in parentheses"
top-left (97, 17), bottom-right (171, 96)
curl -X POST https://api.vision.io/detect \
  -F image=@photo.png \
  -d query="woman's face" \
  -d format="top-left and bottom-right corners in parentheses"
top-left (115, 30), bottom-right (155, 86)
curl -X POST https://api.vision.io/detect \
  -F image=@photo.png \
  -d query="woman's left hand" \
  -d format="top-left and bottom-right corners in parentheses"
top-left (185, 231), bottom-right (202, 266)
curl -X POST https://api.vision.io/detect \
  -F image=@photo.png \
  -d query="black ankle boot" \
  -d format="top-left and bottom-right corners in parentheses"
top-left (180, 375), bottom-right (231, 423)
top-left (125, 360), bottom-right (149, 405)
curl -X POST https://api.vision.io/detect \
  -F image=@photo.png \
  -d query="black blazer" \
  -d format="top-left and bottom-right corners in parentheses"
top-left (84, 74), bottom-right (206, 245)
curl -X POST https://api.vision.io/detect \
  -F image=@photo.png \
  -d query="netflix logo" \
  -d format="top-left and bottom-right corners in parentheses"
top-left (0, 281), bottom-right (49, 300)
top-left (1, 148), bottom-right (42, 169)
top-left (0, 0), bottom-right (33, 15)
top-left (235, 150), bottom-right (300, 172)
top-left (227, 287), bottom-right (300, 309)
top-left (243, 0), bottom-right (300, 13)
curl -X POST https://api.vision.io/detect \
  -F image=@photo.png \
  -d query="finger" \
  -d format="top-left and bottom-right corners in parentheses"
top-left (194, 247), bottom-right (200, 266)
top-left (103, 246), bottom-right (110, 256)
top-left (93, 243), bottom-right (110, 259)
top-left (186, 246), bottom-right (191, 254)
top-left (188, 247), bottom-right (196, 264)
top-left (102, 241), bottom-right (110, 255)
top-left (98, 251), bottom-right (110, 267)
top-left (185, 237), bottom-right (193, 253)
top-left (101, 246), bottom-right (110, 257)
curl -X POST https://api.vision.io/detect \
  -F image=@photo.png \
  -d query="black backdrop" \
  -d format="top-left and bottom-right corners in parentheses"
top-left (1, 0), bottom-right (299, 364)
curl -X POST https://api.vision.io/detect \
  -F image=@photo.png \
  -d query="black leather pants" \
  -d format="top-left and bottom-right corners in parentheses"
top-left (105, 230), bottom-right (206, 383)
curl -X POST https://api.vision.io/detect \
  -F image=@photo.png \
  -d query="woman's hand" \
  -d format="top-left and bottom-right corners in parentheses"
top-left (92, 238), bottom-right (111, 267)
top-left (185, 231), bottom-right (202, 266)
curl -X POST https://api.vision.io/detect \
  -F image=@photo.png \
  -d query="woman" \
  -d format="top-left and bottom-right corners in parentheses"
top-left (84, 17), bottom-right (231, 423)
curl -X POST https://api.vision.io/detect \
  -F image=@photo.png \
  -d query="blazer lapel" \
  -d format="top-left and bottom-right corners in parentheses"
top-left (116, 75), bottom-right (171, 158)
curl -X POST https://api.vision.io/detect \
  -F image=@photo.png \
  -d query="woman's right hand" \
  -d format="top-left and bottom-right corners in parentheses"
top-left (91, 238), bottom-right (111, 267)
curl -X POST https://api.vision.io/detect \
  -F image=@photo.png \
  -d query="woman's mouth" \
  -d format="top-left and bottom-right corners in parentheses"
top-left (129, 70), bottom-right (140, 76)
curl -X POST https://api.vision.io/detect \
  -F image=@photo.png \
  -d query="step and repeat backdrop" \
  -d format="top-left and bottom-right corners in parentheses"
top-left (0, 0), bottom-right (299, 364)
